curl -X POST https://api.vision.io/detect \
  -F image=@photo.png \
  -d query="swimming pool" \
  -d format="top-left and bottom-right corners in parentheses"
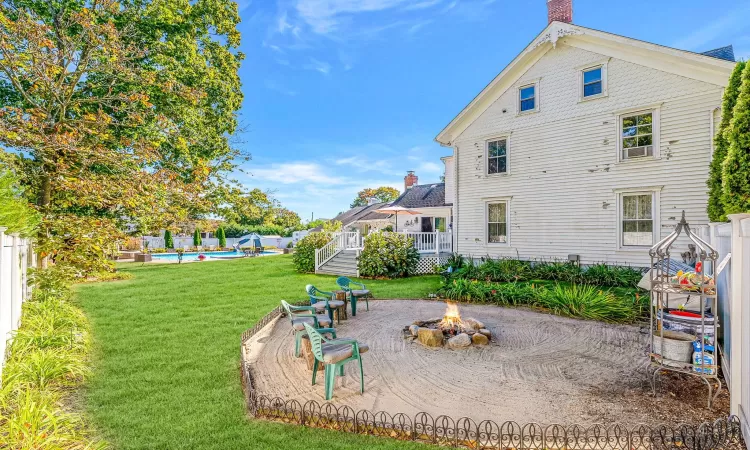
top-left (151, 251), bottom-right (273, 262)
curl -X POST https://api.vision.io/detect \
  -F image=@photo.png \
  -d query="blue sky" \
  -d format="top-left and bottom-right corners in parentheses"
top-left (233, 0), bottom-right (750, 222)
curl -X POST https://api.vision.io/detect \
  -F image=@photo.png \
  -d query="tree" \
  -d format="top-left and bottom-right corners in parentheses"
top-left (721, 63), bottom-right (750, 216)
top-left (270, 208), bottom-right (302, 229)
top-left (350, 187), bottom-right (401, 208)
top-left (193, 228), bottom-right (202, 246)
top-left (322, 220), bottom-right (343, 233)
top-left (708, 61), bottom-right (746, 221)
top-left (306, 218), bottom-right (328, 230)
top-left (0, 0), bottom-right (243, 274)
top-left (216, 226), bottom-right (226, 248)
top-left (164, 230), bottom-right (174, 249)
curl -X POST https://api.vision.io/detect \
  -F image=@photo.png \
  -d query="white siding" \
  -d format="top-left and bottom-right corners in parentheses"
top-left (453, 44), bottom-right (723, 266)
top-left (442, 156), bottom-right (456, 205)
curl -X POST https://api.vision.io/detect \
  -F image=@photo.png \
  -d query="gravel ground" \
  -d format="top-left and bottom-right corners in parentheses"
top-left (245, 300), bottom-right (728, 427)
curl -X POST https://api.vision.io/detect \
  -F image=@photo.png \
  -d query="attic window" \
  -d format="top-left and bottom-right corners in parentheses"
top-left (583, 67), bottom-right (603, 97)
top-left (519, 84), bottom-right (536, 113)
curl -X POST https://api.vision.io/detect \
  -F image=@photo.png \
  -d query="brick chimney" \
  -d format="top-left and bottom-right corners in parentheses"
top-left (404, 171), bottom-right (418, 191)
top-left (547, 0), bottom-right (572, 24)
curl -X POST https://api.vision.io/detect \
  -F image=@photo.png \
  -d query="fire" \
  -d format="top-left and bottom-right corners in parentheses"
top-left (441, 302), bottom-right (463, 328)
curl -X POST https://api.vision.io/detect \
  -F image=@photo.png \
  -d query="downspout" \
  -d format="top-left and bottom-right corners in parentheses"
top-left (453, 144), bottom-right (458, 254)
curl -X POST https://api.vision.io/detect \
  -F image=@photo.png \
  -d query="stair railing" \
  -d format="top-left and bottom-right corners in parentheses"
top-left (315, 231), bottom-right (360, 272)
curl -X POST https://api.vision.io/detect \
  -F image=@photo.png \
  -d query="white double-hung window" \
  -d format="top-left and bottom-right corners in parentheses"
top-left (617, 106), bottom-right (660, 161)
top-left (487, 138), bottom-right (508, 175)
top-left (487, 201), bottom-right (508, 244)
top-left (616, 188), bottom-right (662, 248)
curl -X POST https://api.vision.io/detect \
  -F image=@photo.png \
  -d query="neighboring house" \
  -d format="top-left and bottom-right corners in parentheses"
top-left (435, 0), bottom-right (736, 267)
top-left (322, 169), bottom-right (454, 235)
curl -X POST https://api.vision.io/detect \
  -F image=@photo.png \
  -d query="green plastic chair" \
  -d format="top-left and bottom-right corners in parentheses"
top-left (280, 300), bottom-right (336, 358)
top-left (303, 322), bottom-right (368, 401)
top-left (305, 285), bottom-right (345, 324)
top-left (336, 277), bottom-right (370, 316)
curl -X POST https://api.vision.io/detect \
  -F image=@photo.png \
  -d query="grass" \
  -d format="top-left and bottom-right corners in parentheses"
top-left (75, 255), bottom-right (440, 449)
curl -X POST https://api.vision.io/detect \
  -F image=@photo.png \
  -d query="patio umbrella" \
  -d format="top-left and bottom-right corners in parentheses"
top-left (374, 205), bottom-right (420, 232)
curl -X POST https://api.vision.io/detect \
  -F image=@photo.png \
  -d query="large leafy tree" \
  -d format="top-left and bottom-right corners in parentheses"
top-left (0, 0), bottom-right (243, 273)
top-left (707, 61), bottom-right (746, 222)
top-left (350, 186), bottom-right (401, 208)
top-left (721, 63), bottom-right (750, 216)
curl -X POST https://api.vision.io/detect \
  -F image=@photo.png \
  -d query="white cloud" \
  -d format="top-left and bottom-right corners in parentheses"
top-left (672, 5), bottom-right (750, 51)
top-left (305, 57), bottom-right (331, 74)
top-left (295, 0), bottom-right (413, 34)
top-left (251, 162), bottom-right (349, 184)
top-left (264, 80), bottom-right (297, 96)
top-left (407, 20), bottom-right (432, 35)
top-left (404, 0), bottom-right (442, 11)
top-left (277, 11), bottom-right (293, 33)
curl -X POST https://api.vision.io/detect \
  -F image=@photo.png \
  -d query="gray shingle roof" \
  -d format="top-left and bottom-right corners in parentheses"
top-left (700, 45), bottom-right (735, 62)
top-left (391, 183), bottom-right (448, 208)
top-left (313, 202), bottom-right (391, 230)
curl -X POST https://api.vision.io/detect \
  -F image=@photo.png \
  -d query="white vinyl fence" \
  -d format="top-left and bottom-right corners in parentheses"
top-left (0, 227), bottom-right (34, 378)
top-left (141, 235), bottom-right (295, 250)
top-left (707, 214), bottom-right (750, 446)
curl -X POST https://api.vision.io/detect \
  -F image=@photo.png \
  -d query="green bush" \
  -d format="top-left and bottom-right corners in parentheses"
top-left (292, 233), bottom-right (332, 273)
top-left (164, 230), bottom-right (174, 249)
top-left (478, 257), bottom-right (532, 282)
top-left (216, 226), bottom-right (226, 248)
top-left (358, 232), bottom-right (420, 278)
top-left (537, 284), bottom-right (638, 323)
top-left (722, 62), bottom-right (750, 216)
top-left (0, 267), bottom-right (103, 448)
top-left (708, 61), bottom-right (746, 221)
top-left (193, 228), bottom-right (202, 246)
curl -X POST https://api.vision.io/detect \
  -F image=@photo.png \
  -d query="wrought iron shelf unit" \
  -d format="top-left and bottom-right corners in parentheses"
top-left (649, 212), bottom-right (721, 408)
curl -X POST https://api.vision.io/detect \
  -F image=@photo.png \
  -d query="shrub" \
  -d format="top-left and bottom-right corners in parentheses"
top-left (216, 226), bottom-right (226, 248)
top-left (193, 228), bottom-right (202, 246)
top-left (286, 241), bottom-right (294, 249)
top-left (537, 284), bottom-right (638, 323)
top-left (292, 233), bottom-right (332, 273)
top-left (708, 61), bottom-right (746, 221)
top-left (531, 260), bottom-right (583, 283)
top-left (478, 257), bottom-right (532, 282)
top-left (581, 263), bottom-right (643, 288)
top-left (0, 267), bottom-right (102, 448)
top-left (722, 62), bottom-right (750, 216)
top-left (163, 230), bottom-right (174, 249)
top-left (358, 232), bottom-right (420, 278)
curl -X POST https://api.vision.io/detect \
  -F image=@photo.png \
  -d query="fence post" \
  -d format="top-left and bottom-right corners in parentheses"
top-left (435, 231), bottom-right (439, 256)
top-left (0, 227), bottom-right (7, 375)
top-left (728, 214), bottom-right (750, 420)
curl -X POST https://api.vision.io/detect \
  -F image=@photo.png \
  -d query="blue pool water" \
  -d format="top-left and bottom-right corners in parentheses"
top-left (151, 251), bottom-right (272, 261)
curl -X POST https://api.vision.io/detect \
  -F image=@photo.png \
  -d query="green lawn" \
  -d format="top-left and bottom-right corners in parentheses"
top-left (75, 255), bottom-right (440, 449)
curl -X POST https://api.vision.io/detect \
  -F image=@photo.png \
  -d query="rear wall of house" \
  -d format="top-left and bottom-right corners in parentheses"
top-left (452, 44), bottom-right (723, 267)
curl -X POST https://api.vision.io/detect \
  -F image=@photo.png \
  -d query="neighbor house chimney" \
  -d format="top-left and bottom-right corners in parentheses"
top-left (547, 0), bottom-right (572, 24)
top-left (404, 171), bottom-right (418, 190)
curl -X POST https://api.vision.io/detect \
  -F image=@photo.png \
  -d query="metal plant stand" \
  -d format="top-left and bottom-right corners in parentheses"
top-left (649, 212), bottom-right (721, 408)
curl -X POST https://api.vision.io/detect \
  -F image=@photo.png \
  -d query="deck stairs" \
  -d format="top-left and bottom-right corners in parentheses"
top-left (316, 249), bottom-right (359, 276)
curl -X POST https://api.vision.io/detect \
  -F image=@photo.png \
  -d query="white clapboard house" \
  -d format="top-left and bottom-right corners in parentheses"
top-left (435, 0), bottom-right (736, 267)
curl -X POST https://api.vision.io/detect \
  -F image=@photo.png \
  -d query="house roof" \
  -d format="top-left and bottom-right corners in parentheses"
top-left (700, 45), bottom-right (735, 62)
top-left (312, 202), bottom-right (392, 230)
top-left (391, 183), bottom-right (449, 208)
top-left (435, 21), bottom-right (736, 146)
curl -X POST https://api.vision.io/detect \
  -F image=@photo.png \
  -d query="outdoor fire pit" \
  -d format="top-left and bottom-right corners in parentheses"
top-left (403, 302), bottom-right (492, 348)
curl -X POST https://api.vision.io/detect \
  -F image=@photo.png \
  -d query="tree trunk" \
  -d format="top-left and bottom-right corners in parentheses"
top-left (36, 172), bottom-right (51, 269)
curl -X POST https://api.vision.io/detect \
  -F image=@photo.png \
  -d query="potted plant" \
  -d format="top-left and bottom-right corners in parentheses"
top-left (283, 241), bottom-right (294, 254)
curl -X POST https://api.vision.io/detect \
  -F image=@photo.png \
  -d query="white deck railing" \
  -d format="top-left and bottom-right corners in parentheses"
top-left (402, 231), bottom-right (452, 254)
top-left (314, 232), bottom-right (360, 272)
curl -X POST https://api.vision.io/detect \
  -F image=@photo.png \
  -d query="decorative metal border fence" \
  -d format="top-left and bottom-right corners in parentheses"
top-left (240, 305), bottom-right (746, 450)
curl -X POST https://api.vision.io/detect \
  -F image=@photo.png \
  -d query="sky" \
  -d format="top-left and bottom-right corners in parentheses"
top-left (233, 0), bottom-right (750, 222)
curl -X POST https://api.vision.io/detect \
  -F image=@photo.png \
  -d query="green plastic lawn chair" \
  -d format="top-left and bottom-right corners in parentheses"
top-left (280, 300), bottom-right (336, 358)
top-left (303, 322), bottom-right (369, 401)
top-left (336, 277), bottom-right (370, 316)
top-left (305, 285), bottom-right (345, 324)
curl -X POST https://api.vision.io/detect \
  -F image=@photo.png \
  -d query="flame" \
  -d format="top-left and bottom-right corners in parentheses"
top-left (441, 301), bottom-right (463, 328)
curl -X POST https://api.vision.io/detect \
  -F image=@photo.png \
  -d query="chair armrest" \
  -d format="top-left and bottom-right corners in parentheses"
top-left (318, 327), bottom-right (337, 338)
top-left (289, 305), bottom-right (317, 314)
top-left (351, 281), bottom-right (366, 289)
top-left (326, 338), bottom-right (357, 346)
